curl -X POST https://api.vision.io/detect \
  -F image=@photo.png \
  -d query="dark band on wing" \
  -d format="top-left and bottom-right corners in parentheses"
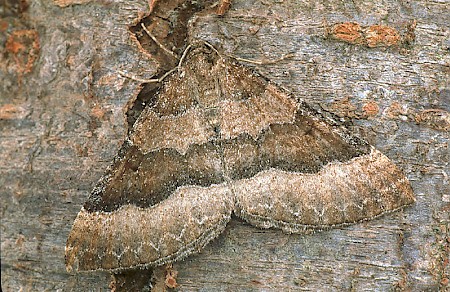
top-left (84, 110), bottom-right (370, 213)
top-left (83, 141), bottom-right (224, 212)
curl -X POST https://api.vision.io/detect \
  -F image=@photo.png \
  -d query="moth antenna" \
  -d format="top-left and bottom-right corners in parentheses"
top-left (116, 68), bottom-right (179, 83)
top-left (228, 52), bottom-right (296, 65)
top-left (203, 41), bottom-right (221, 56)
top-left (115, 43), bottom-right (193, 84)
top-left (202, 41), bottom-right (295, 65)
top-left (176, 44), bottom-right (193, 68)
top-left (141, 23), bottom-right (178, 60)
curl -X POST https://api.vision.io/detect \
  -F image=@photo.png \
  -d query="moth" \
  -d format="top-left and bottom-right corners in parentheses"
top-left (65, 42), bottom-right (415, 273)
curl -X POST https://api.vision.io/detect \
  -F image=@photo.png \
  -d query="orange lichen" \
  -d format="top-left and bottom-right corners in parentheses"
top-left (0, 104), bottom-right (29, 120)
top-left (5, 34), bottom-right (26, 54)
top-left (217, 0), bottom-right (232, 16)
top-left (90, 104), bottom-right (107, 120)
top-left (15, 234), bottom-right (26, 247)
top-left (331, 22), bottom-right (364, 44)
top-left (164, 264), bottom-right (179, 289)
top-left (385, 102), bottom-right (408, 119)
top-left (364, 25), bottom-right (400, 47)
top-left (0, 19), bottom-right (9, 32)
top-left (5, 29), bottom-right (40, 77)
top-left (329, 97), bottom-right (358, 118)
top-left (53, 0), bottom-right (92, 7)
top-left (414, 109), bottom-right (450, 132)
top-left (327, 21), bottom-right (407, 48)
top-left (362, 101), bottom-right (380, 117)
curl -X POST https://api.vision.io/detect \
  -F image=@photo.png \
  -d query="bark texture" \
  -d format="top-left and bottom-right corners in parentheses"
top-left (1, 0), bottom-right (449, 291)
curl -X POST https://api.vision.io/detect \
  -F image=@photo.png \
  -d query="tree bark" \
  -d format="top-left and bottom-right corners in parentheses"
top-left (1, 0), bottom-right (448, 291)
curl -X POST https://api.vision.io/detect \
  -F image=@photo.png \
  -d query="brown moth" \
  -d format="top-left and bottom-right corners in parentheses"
top-left (65, 42), bottom-right (415, 273)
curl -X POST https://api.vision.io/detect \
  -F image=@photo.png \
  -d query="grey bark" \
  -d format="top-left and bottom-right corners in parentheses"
top-left (1, 0), bottom-right (449, 291)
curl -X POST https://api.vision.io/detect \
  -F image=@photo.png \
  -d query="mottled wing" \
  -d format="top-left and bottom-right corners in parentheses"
top-left (65, 44), bottom-right (414, 273)
top-left (66, 46), bottom-right (235, 272)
